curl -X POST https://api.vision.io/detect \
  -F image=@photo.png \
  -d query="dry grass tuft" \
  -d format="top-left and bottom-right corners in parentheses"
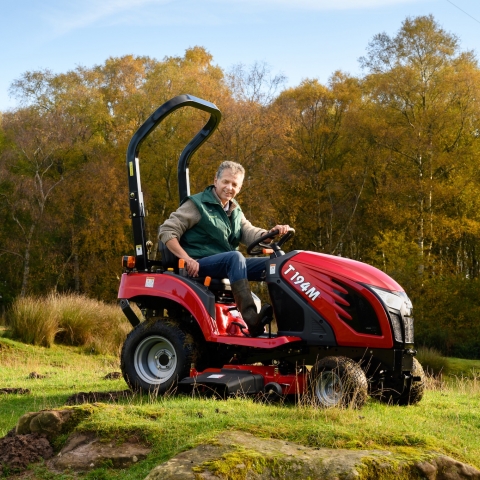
top-left (7, 293), bottom-right (131, 355)
top-left (8, 296), bottom-right (60, 347)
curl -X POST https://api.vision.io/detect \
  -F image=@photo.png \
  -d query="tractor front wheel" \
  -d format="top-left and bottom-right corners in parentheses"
top-left (121, 319), bottom-right (194, 394)
top-left (376, 357), bottom-right (425, 406)
top-left (309, 356), bottom-right (368, 409)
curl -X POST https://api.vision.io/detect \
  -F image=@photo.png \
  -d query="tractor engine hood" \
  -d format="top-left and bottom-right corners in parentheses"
top-left (292, 251), bottom-right (403, 292)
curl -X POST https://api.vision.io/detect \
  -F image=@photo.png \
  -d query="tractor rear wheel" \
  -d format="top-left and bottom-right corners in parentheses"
top-left (121, 319), bottom-right (194, 394)
top-left (309, 356), bottom-right (368, 409)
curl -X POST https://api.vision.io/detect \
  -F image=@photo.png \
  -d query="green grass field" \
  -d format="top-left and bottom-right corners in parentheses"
top-left (1, 330), bottom-right (480, 479)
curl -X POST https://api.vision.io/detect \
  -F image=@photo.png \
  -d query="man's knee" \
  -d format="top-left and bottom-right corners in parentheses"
top-left (228, 251), bottom-right (246, 266)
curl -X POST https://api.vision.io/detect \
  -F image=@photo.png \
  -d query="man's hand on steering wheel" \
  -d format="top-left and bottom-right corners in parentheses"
top-left (247, 226), bottom-right (295, 255)
top-left (264, 224), bottom-right (291, 243)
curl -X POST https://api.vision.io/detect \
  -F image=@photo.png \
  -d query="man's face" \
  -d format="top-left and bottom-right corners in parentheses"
top-left (214, 168), bottom-right (244, 206)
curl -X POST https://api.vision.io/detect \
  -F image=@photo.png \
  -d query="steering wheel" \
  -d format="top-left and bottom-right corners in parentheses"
top-left (247, 228), bottom-right (295, 256)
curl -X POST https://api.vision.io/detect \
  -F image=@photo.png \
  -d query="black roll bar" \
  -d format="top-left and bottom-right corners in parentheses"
top-left (125, 94), bottom-right (222, 271)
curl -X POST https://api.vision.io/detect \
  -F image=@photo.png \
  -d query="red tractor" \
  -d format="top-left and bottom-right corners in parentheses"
top-left (118, 95), bottom-right (425, 408)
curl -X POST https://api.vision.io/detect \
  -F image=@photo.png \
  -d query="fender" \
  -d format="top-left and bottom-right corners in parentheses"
top-left (118, 272), bottom-right (218, 340)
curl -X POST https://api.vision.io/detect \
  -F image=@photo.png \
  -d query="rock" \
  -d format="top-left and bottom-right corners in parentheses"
top-left (16, 409), bottom-right (74, 439)
top-left (30, 410), bottom-right (72, 438)
top-left (144, 431), bottom-right (480, 480)
top-left (52, 432), bottom-right (151, 471)
top-left (15, 407), bottom-right (92, 440)
top-left (416, 456), bottom-right (480, 480)
top-left (15, 412), bottom-right (39, 435)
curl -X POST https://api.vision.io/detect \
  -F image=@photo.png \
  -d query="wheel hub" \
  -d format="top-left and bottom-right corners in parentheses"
top-left (154, 349), bottom-right (175, 370)
top-left (133, 335), bottom-right (178, 385)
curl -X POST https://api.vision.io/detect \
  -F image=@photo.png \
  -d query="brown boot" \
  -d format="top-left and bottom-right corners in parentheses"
top-left (231, 279), bottom-right (267, 337)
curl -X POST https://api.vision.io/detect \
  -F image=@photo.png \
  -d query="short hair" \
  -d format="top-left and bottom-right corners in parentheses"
top-left (215, 161), bottom-right (245, 179)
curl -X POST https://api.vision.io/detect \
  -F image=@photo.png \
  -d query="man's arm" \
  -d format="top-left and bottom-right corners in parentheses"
top-left (240, 214), bottom-right (291, 246)
top-left (165, 238), bottom-right (200, 277)
top-left (158, 200), bottom-right (201, 276)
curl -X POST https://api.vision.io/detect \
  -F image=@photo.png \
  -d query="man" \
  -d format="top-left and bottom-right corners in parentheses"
top-left (158, 161), bottom-right (290, 337)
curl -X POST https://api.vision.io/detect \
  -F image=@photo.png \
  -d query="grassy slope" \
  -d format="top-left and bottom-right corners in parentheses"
top-left (1, 333), bottom-right (479, 479)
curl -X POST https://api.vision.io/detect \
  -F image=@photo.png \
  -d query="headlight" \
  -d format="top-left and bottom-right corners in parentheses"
top-left (370, 286), bottom-right (404, 310)
top-left (397, 291), bottom-right (413, 309)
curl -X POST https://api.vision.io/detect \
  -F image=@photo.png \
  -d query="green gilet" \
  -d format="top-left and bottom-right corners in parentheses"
top-left (180, 186), bottom-right (243, 259)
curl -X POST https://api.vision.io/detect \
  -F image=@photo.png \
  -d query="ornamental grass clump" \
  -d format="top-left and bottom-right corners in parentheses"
top-left (7, 293), bottom-right (131, 355)
top-left (7, 295), bottom-right (60, 347)
top-left (52, 293), bottom-right (95, 347)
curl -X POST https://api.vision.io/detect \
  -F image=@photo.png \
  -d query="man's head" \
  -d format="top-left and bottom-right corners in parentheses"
top-left (214, 161), bottom-right (245, 206)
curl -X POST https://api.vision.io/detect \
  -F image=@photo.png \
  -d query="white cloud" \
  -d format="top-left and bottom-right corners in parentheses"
top-left (41, 0), bottom-right (426, 38)
top-left (43, 0), bottom-right (172, 36)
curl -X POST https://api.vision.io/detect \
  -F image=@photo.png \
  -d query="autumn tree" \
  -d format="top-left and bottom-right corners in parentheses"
top-left (272, 73), bottom-right (371, 256)
top-left (360, 15), bottom-right (480, 279)
top-left (0, 105), bottom-right (92, 296)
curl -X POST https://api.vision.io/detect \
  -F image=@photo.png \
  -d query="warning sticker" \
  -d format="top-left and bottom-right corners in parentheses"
top-left (270, 264), bottom-right (276, 274)
top-left (207, 374), bottom-right (225, 379)
top-left (136, 245), bottom-right (143, 255)
top-left (145, 277), bottom-right (155, 288)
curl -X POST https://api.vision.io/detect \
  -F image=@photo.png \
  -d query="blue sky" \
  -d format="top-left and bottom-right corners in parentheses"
top-left (1, 0), bottom-right (479, 111)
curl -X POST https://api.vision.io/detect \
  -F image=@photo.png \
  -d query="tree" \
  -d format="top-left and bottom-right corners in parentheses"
top-left (360, 15), bottom-right (480, 278)
top-left (272, 74), bottom-right (370, 256)
top-left (0, 107), bottom-right (87, 296)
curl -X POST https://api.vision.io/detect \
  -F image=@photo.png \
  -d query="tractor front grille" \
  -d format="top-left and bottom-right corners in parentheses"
top-left (389, 311), bottom-right (403, 343)
top-left (388, 310), bottom-right (414, 344)
top-left (404, 316), bottom-right (414, 343)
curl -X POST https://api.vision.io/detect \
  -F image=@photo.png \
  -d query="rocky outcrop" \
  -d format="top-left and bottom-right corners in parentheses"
top-left (52, 432), bottom-right (151, 471)
top-left (11, 407), bottom-right (151, 473)
top-left (145, 431), bottom-right (480, 480)
top-left (15, 406), bottom-right (91, 440)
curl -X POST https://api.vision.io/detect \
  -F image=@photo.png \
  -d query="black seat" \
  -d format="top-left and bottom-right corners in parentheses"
top-left (159, 241), bottom-right (231, 292)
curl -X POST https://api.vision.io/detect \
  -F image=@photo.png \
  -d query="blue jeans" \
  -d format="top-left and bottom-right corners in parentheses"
top-left (197, 251), bottom-right (266, 284)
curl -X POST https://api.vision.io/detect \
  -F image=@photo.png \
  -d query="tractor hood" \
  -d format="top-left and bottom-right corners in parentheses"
top-left (292, 251), bottom-right (403, 292)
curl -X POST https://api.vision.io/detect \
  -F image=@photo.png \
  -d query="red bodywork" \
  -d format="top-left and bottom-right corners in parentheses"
top-left (279, 252), bottom-right (399, 349)
top-left (119, 250), bottom-right (401, 350)
top-left (118, 272), bottom-right (302, 348)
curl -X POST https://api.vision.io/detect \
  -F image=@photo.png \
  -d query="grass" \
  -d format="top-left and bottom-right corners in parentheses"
top-left (416, 346), bottom-right (450, 376)
top-left (6, 293), bottom-right (132, 356)
top-left (1, 330), bottom-right (480, 479)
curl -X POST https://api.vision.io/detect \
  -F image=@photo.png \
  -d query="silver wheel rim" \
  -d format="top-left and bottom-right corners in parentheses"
top-left (315, 371), bottom-right (343, 407)
top-left (134, 335), bottom-right (177, 385)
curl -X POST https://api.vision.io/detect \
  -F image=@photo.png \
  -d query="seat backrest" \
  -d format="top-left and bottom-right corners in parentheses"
top-left (158, 241), bottom-right (178, 270)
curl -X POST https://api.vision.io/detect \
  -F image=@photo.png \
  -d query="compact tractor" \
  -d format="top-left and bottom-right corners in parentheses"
top-left (118, 95), bottom-right (425, 408)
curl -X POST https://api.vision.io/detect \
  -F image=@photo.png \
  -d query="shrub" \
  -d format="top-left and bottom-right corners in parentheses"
top-left (416, 346), bottom-right (450, 377)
